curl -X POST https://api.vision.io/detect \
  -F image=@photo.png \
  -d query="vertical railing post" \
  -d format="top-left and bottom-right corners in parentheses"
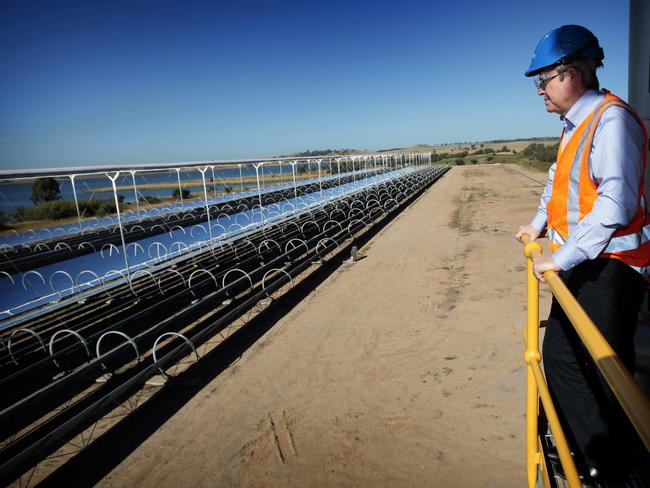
top-left (210, 165), bottom-right (217, 198)
top-left (69, 175), bottom-right (83, 234)
top-left (290, 161), bottom-right (298, 200)
top-left (253, 163), bottom-right (264, 225)
top-left (107, 172), bottom-right (131, 280)
top-left (238, 164), bottom-right (244, 191)
top-left (175, 168), bottom-right (183, 205)
top-left (523, 240), bottom-right (542, 488)
top-left (129, 170), bottom-right (141, 222)
top-left (198, 166), bottom-right (213, 242)
top-left (335, 158), bottom-right (341, 191)
top-left (522, 236), bottom-right (582, 488)
top-left (317, 159), bottom-right (323, 195)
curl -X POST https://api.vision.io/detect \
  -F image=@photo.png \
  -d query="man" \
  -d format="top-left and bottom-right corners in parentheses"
top-left (515, 25), bottom-right (649, 483)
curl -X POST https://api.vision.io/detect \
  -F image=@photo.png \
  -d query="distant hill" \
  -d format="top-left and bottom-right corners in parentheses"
top-left (379, 138), bottom-right (556, 155)
top-left (279, 148), bottom-right (367, 157)
top-left (276, 138), bottom-right (557, 158)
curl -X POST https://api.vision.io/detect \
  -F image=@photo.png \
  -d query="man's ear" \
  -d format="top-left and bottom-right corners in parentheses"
top-left (567, 67), bottom-right (580, 83)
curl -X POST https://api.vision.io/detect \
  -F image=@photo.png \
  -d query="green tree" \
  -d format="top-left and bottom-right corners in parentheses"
top-left (523, 143), bottom-right (559, 163)
top-left (172, 188), bottom-right (192, 200)
top-left (31, 177), bottom-right (61, 205)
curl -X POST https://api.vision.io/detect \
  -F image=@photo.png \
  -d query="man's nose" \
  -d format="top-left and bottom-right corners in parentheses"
top-left (537, 86), bottom-right (545, 96)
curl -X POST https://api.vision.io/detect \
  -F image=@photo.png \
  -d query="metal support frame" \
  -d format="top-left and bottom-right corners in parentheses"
top-left (129, 170), bottom-right (141, 222)
top-left (316, 159), bottom-right (323, 195)
top-left (252, 163), bottom-right (265, 225)
top-left (174, 168), bottom-right (184, 205)
top-left (197, 166), bottom-right (213, 241)
top-left (105, 171), bottom-right (131, 279)
top-left (69, 175), bottom-right (83, 234)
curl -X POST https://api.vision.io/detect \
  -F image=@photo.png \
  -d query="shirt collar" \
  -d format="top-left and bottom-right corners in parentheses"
top-left (561, 89), bottom-right (604, 131)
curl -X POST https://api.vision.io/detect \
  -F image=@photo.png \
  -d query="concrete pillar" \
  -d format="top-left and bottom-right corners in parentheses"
top-left (629, 0), bottom-right (650, 394)
top-left (628, 0), bottom-right (650, 195)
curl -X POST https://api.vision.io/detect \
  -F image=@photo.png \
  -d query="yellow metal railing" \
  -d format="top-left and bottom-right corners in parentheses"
top-left (521, 234), bottom-right (650, 488)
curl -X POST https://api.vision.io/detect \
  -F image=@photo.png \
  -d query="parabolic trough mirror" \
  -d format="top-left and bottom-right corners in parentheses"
top-left (0, 153), bottom-right (450, 487)
top-left (0, 154), bottom-right (430, 320)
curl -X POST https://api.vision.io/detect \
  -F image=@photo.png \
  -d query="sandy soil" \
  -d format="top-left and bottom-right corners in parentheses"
top-left (98, 163), bottom-right (553, 488)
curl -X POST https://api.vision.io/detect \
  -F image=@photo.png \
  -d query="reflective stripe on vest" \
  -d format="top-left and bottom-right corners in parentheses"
top-left (566, 99), bottom-right (623, 234)
top-left (546, 92), bottom-right (649, 276)
top-left (602, 224), bottom-right (650, 254)
top-left (547, 228), bottom-right (566, 247)
top-left (629, 265), bottom-right (650, 279)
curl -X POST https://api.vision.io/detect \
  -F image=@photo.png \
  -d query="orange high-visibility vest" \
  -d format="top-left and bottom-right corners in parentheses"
top-left (546, 92), bottom-right (650, 277)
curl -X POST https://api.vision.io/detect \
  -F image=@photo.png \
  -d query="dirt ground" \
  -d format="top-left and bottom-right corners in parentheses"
top-left (98, 163), bottom-right (554, 488)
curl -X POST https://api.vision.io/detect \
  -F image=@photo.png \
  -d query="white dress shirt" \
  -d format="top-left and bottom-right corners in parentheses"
top-left (530, 89), bottom-right (646, 270)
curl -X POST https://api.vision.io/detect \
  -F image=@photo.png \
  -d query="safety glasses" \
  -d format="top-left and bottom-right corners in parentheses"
top-left (534, 72), bottom-right (561, 90)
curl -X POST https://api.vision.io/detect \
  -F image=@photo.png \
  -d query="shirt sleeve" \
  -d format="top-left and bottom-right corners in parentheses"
top-left (530, 163), bottom-right (556, 232)
top-left (552, 105), bottom-right (645, 270)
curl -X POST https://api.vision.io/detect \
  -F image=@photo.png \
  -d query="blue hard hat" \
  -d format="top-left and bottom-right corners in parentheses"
top-left (525, 25), bottom-right (604, 77)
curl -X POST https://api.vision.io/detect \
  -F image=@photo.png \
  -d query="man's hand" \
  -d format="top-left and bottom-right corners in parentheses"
top-left (532, 255), bottom-right (561, 282)
top-left (515, 225), bottom-right (541, 243)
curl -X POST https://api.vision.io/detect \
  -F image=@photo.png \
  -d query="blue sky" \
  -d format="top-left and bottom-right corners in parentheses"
top-left (0, 0), bottom-right (630, 169)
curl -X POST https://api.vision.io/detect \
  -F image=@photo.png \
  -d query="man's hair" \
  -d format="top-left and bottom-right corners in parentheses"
top-left (557, 57), bottom-right (603, 90)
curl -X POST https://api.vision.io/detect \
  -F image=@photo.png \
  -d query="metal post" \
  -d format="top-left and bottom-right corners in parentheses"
top-left (524, 242), bottom-right (541, 488)
top-left (253, 163), bottom-right (264, 224)
top-left (210, 165), bottom-right (217, 198)
top-left (317, 159), bottom-right (323, 195)
top-left (69, 175), bottom-right (83, 234)
top-left (290, 161), bottom-right (298, 199)
top-left (129, 170), bottom-right (141, 222)
top-left (107, 172), bottom-right (131, 279)
top-left (238, 164), bottom-right (244, 191)
top-left (175, 168), bottom-right (183, 205)
top-left (335, 158), bottom-right (341, 189)
top-left (198, 166), bottom-right (213, 241)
